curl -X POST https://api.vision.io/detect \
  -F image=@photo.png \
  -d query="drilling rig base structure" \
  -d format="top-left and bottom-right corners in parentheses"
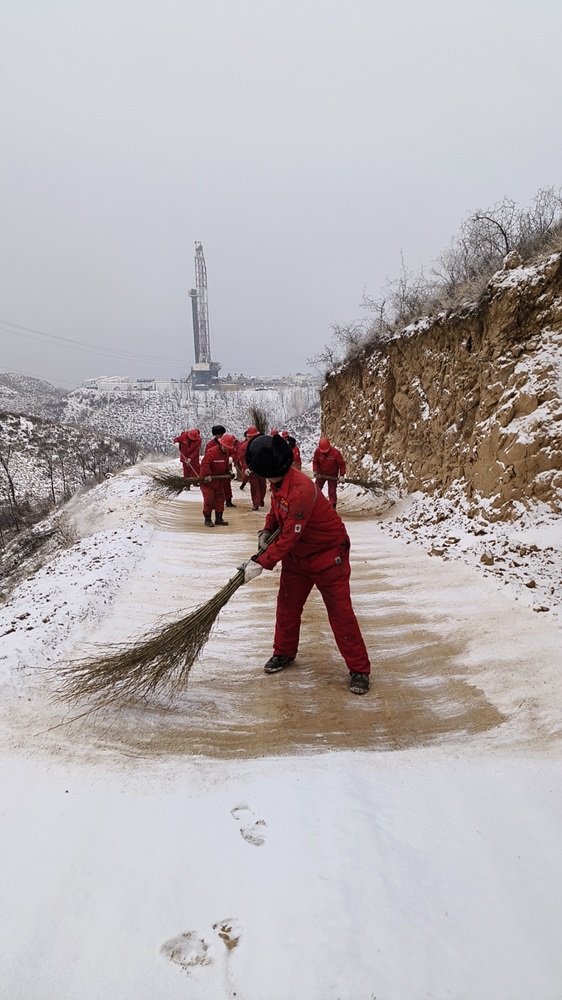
top-left (188, 241), bottom-right (221, 390)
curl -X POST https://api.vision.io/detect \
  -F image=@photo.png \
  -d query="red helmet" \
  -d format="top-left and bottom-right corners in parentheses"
top-left (281, 430), bottom-right (289, 438)
top-left (318, 437), bottom-right (331, 452)
top-left (187, 429), bottom-right (199, 441)
top-left (270, 429), bottom-right (279, 435)
top-left (245, 425), bottom-right (259, 438)
top-left (219, 433), bottom-right (237, 451)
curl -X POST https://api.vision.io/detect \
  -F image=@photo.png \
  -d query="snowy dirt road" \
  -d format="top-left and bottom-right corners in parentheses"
top-left (1, 466), bottom-right (562, 999)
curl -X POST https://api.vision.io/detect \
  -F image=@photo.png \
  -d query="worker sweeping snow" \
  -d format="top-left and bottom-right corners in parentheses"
top-left (312, 437), bottom-right (346, 508)
top-left (200, 433), bottom-right (236, 527)
top-left (240, 434), bottom-right (371, 694)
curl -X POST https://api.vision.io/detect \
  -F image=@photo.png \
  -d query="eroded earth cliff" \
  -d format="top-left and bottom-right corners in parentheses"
top-left (322, 251), bottom-right (562, 519)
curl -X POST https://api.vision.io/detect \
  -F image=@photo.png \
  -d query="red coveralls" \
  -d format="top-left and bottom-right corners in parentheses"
top-left (312, 446), bottom-right (346, 507)
top-left (174, 432), bottom-right (199, 478)
top-left (292, 444), bottom-right (302, 470)
top-left (205, 437), bottom-right (233, 502)
top-left (255, 467), bottom-right (370, 675)
top-left (200, 443), bottom-right (230, 516)
top-left (238, 439), bottom-right (267, 509)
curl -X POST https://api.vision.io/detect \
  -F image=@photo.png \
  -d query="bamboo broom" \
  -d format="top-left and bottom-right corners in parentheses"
top-left (57, 529), bottom-right (280, 706)
top-left (313, 473), bottom-right (385, 494)
top-left (150, 472), bottom-right (234, 496)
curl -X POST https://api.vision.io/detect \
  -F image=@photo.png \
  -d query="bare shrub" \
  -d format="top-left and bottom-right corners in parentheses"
top-left (312, 186), bottom-right (562, 373)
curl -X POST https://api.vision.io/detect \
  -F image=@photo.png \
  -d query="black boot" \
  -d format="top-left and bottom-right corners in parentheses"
top-left (204, 515), bottom-right (214, 528)
top-left (264, 655), bottom-right (294, 674)
top-left (239, 481), bottom-right (246, 490)
top-left (349, 672), bottom-right (370, 694)
top-left (225, 499), bottom-right (236, 508)
top-left (215, 512), bottom-right (229, 526)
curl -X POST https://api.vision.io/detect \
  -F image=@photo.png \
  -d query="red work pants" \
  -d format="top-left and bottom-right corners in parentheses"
top-left (273, 551), bottom-right (370, 674)
top-left (201, 482), bottom-right (225, 516)
top-left (315, 476), bottom-right (338, 507)
top-left (249, 472), bottom-right (267, 508)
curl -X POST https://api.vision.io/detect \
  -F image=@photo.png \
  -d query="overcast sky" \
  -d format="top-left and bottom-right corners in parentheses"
top-left (1, 0), bottom-right (561, 388)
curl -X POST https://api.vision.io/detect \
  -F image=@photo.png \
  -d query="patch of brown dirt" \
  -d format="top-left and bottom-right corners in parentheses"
top-left (63, 493), bottom-right (504, 760)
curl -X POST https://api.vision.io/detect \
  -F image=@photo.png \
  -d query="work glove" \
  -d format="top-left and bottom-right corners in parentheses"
top-left (257, 529), bottom-right (273, 550)
top-left (244, 468), bottom-right (251, 477)
top-left (204, 475), bottom-right (212, 482)
top-left (237, 559), bottom-right (263, 584)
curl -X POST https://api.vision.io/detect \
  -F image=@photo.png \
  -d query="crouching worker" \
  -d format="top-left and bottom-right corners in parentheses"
top-left (238, 434), bottom-right (371, 694)
top-left (200, 433), bottom-right (236, 527)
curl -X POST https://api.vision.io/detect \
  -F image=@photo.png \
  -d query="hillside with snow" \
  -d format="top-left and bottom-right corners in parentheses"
top-left (0, 372), bottom-right (320, 455)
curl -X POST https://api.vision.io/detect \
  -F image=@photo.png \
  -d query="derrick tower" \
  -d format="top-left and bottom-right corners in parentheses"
top-left (188, 241), bottom-right (221, 388)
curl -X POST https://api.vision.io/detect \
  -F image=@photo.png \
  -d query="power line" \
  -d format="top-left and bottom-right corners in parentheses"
top-left (0, 318), bottom-right (188, 368)
top-left (0, 366), bottom-right (79, 388)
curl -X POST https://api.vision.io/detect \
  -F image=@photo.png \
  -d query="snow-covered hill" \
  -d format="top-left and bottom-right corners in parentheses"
top-left (59, 382), bottom-right (319, 454)
top-left (0, 371), bottom-right (321, 457)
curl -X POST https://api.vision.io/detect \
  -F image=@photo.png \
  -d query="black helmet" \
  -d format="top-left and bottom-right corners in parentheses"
top-left (212, 424), bottom-right (226, 436)
top-left (246, 434), bottom-right (293, 478)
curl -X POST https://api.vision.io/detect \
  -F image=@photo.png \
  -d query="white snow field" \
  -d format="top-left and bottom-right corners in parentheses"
top-left (1, 463), bottom-right (562, 1000)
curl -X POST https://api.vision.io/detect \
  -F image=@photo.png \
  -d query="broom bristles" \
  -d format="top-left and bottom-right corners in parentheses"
top-left (150, 472), bottom-right (233, 495)
top-left (58, 569), bottom-right (245, 705)
top-left (314, 473), bottom-right (385, 495)
top-left (58, 528), bottom-right (281, 707)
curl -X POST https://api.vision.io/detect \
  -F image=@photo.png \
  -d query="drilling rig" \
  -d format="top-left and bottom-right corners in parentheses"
top-left (188, 241), bottom-right (221, 389)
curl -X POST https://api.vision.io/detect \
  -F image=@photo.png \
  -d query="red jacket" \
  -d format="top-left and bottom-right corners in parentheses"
top-left (174, 435), bottom-right (200, 464)
top-left (200, 443), bottom-right (230, 480)
top-left (256, 467), bottom-right (349, 572)
top-left (292, 445), bottom-right (302, 470)
top-left (237, 438), bottom-right (250, 473)
top-left (312, 445), bottom-right (346, 479)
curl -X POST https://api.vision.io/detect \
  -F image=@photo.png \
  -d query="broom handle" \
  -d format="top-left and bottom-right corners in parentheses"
top-left (255, 525), bottom-right (281, 556)
top-left (183, 474), bottom-right (235, 485)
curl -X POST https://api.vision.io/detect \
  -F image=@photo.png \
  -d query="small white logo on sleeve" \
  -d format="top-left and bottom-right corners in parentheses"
top-left (294, 524), bottom-right (301, 533)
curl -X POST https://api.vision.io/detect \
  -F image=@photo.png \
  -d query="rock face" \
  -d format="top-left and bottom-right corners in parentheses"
top-left (321, 253), bottom-right (562, 518)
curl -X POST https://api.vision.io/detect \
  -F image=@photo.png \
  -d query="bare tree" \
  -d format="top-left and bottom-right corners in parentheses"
top-left (0, 445), bottom-right (21, 531)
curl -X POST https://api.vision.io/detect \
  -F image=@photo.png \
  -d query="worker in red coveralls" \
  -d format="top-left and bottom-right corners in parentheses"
top-left (173, 429), bottom-right (201, 486)
top-left (313, 437), bottom-right (346, 508)
top-left (238, 434), bottom-right (370, 694)
top-left (238, 425), bottom-right (267, 510)
top-left (286, 435), bottom-right (302, 470)
top-left (200, 432), bottom-right (236, 527)
top-left (205, 424), bottom-right (237, 508)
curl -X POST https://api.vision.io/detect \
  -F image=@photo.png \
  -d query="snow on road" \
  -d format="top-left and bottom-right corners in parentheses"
top-left (1, 464), bottom-right (562, 999)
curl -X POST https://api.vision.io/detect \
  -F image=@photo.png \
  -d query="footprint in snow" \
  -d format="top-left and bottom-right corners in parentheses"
top-left (213, 917), bottom-right (243, 951)
top-left (160, 930), bottom-right (211, 972)
top-left (231, 805), bottom-right (267, 846)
